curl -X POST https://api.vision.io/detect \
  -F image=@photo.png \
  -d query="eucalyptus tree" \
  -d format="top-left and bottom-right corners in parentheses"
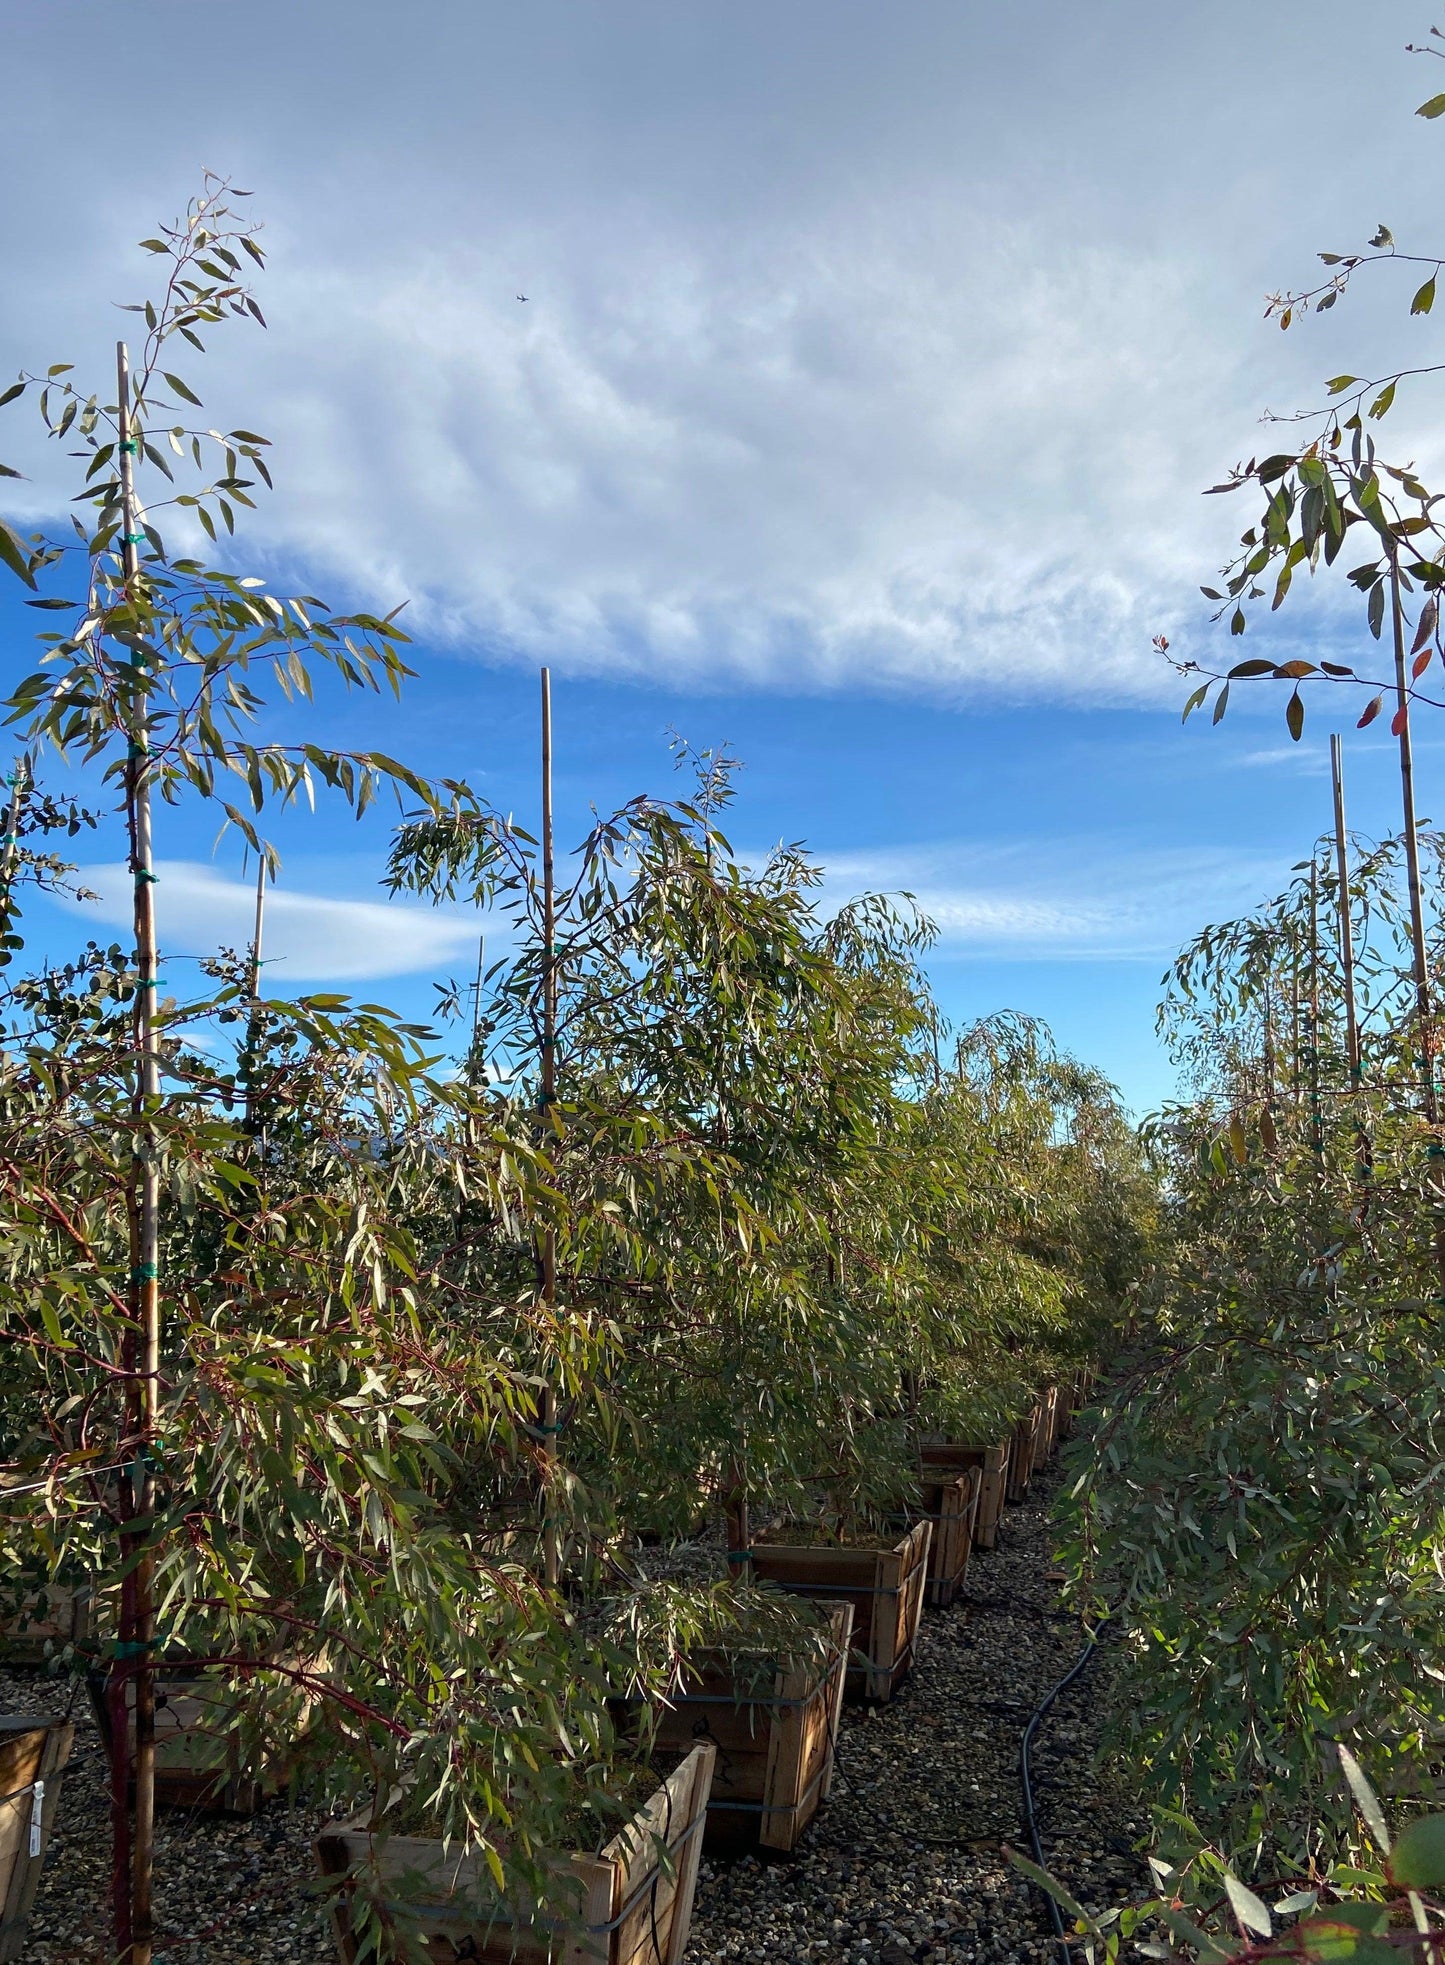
top-left (0, 182), bottom-right (677, 1965)
top-left (1070, 841), bottom-right (1445, 1865)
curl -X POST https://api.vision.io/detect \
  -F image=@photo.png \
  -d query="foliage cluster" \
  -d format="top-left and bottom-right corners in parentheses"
top-left (0, 187), bottom-right (1146, 1959)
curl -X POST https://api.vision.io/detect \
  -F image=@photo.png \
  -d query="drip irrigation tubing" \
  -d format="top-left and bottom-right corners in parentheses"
top-left (1019, 1612), bottom-right (1113, 1965)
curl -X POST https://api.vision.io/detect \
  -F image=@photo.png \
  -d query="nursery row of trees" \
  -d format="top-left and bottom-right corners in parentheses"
top-left (0, 186), bottom-right (1148, 1962)
top-left (1066, 18), bottom-right (1445, 1917)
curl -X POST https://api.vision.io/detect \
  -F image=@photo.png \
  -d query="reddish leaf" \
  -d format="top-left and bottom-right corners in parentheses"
top-left (1414, 649), bottom-right (1433, 680)
top-left (1392, 704), bottom-right (1410, 737)
top-left (1358, 694), bottom-right (1384, 728)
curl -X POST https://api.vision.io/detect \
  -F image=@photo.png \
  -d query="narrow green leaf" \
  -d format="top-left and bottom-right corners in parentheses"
top-left (0, 519), bottom-right (36, 589)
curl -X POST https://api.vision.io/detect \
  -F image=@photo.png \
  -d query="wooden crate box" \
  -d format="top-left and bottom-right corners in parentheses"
top-left (647, 1601), bottom-right (852, 1853)
top-left (751, 1521), bottom-right (932, 1704)
top-left (314, 1741), bottom-right (715, 1965)
top-left (913, 1468), bottom-right (979, 1608)
top-left (920, 1443), bottom-right (1008, 1551)
top-left (0, 1585), bottom-right (91, 1665)
top-left (93, 1658), bottom-right (322, 1815)
top-left (1007, 1409), bottom-right (1039, 1502)
top-left (1036, 1387), bottom-right (1061, 1469)
top-left (0, 1717), bottom-right (73, 1963)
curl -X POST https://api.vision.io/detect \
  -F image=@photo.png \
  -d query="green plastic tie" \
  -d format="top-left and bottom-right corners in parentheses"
top-left (129, 1263), bottom-right (159, 1282)
top-left (111, 1639), bottom-right (157, 1659)
top-left (124, 531), bottom-right (146, 545)
top-left (119, 440), bottom-right (138, 455)
top-left (1428, 1142), bottom-right (1445, 1162)
top-left (136, 871), bottom-right (159, 885)
top-left (724, 1548), bottom-right (754, 1563)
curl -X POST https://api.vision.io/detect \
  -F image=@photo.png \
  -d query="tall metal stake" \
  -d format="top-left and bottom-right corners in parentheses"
top-left (538, 670), bottom-right (560, 1588)
top-left (115, 341), bottom-right (159, 1965)
top-left (1330, 735), bottom-right (1361, 1086)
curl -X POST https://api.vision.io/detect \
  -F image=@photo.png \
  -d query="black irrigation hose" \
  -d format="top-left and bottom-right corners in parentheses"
top-left (1019, 1613), bottom-right (1113, 1965)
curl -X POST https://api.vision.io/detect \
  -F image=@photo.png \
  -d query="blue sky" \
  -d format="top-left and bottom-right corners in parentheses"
top-left (3, 1), bottom-right (1444, 1114)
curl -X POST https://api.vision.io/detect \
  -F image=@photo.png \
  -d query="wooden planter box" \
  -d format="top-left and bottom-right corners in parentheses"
top-left (1035, 1387), bottom-right (1061, 1471)
top-left (0, 1585), bottom-right (91, 1665)
top-left (920, 1443), bottom-right (1009, 1551)
top-left (314, 1741), bottom-right (715, 1965)
top-left (646, 1602), bottom-right (852, 1853)
top-left (0, 1718), bottom-right (73, 1963)
top-left (911, 1468), bottom-right (978, 1608)
top-left (92, 1658), bottom-right (322, 1816)
top-left (1007, 1409), bottom-right (1039, 1502)
top-left (751, 1521), bottom-right (932, 1704)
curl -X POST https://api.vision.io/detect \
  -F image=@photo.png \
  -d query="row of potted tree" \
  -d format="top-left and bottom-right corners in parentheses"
top-left (0, 183), bottom-right (1148, 1964)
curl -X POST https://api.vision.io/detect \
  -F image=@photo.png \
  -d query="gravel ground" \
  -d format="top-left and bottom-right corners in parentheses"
top-left (6, 1463), bottom-right (1143, 1962)
top-left (685, 1465), bottom-right (1145, 1965)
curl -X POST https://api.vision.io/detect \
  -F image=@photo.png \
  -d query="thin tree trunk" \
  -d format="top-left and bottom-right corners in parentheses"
top-left (115, 340), bottom-right (160, 1965)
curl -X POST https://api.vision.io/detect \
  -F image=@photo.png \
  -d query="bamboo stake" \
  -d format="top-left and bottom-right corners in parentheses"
top-left (244, 857), bottom-right (267, 1139)
top-left (0, 758), bottom-right (27, 900)
top-left (1388, 550), bottom-right (1445, 1298)
top-left (468, 932), bottom-right (486, 1090)
top-left (1390, 551), bottom-right (1438, 1122)
top-left (116, 340), bottom-right (159, 1965)
top-left (1330, 735), bottom-right (1361, 1085)
top-left (1309, 858), bottom-right (1323, 1159)
top-left (538, 669), bottom-right (560, 1589)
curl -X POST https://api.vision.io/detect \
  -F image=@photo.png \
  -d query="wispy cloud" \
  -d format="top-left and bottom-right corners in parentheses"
top-left (817, 838), bottom-right (1289, 961)
top-left (62, 862), bottom-right (482, 983)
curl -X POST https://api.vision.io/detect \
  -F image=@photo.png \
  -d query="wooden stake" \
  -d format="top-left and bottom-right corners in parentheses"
top-left (1330, 735), bottom-right (1361, 1085)
top-left (538, 669), bottom-right (560, 1589)
top-left (116, 340), bottom-right (159, 1965)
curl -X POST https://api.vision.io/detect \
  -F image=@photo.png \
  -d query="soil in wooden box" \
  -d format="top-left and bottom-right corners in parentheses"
top-left (921, 1443), bottom-right (1009, 1551)
top-left (0, 1717), bottom-right (72, 1963)
top-left (91, 1657), bottom-right (323, 1815)
top-left (750, 1521), bottom-right (931, 1704)
top-left (643, 1601), bottom-right (853, 1853)
top-left (314, 1740), bottom-right (715, 1965)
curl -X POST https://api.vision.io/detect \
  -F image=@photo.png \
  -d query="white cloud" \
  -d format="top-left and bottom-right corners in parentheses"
top-left (62, 861), bottom-right (482, 984)
top-left (818, 839), bottom-right (1290, 961)
top-left (0, 1), bottom-right (1436, 708)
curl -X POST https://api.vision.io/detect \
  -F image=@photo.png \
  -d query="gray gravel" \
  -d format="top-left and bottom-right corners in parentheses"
top-left (684, 1467), bottom-right (1145, 1965)
top-left (7, 1467), bottom-right (1142, 1962)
